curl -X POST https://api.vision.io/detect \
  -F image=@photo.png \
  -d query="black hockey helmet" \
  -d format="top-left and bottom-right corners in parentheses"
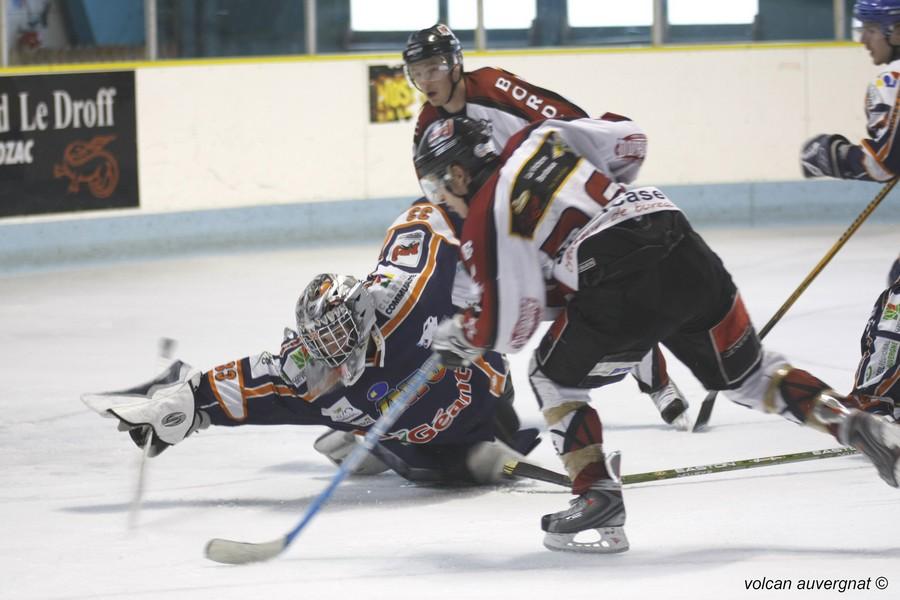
top-left (414, 117), bottom-right (497, 202)
top-left (403, 24), bottom-right (463, 67)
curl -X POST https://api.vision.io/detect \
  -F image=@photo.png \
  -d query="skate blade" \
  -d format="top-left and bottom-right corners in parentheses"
top-left (671, 411), bottom-right (692, 432)
top-left (542, 526), bottom-right (629, 554)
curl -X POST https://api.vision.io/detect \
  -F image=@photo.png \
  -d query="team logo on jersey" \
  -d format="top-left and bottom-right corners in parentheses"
top-left (382, 368), bottom-right (474, 444)
top-left (321, 397), bottom-right (365, 424)
top-left (877, 73), bottom-right (898, 88)
top-left (615, 134), bottom-right (647, 160)
top-left (387, 230), bottom-right (426, 268)
top-left (511, 190), bottom-right (531, 215)
top-left (350, 414), bottom-right (376, 427)
top-left (426, 119), bottom-right (455, 146)
top-left (884, 303), bottom-right (899, 321)
top-left (376, 273), bottom-right (415, 316)
top-left (367, 381), bottom-right (390, 402)
top-left (509, 131), bottom-right (580, 239)
top-left (417, 315), bottom-right (439, 348)
top-left (373, 363), bottom-right (446, 415)
top-left (509, 297), bottom-right (542, 350)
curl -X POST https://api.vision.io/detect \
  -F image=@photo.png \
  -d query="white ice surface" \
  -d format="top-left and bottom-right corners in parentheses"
top-left (2, 224), bottom-right (899, 600)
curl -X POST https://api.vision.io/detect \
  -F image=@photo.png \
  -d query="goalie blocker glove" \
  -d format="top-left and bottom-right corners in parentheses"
top-left (800, 133), bottom-right (868, 180)
top-left (432, 314), bottom-right (484, 369)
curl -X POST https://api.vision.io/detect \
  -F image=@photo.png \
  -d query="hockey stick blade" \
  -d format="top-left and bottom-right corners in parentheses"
top-left (506, 446), bottom-right (859, 488)
top-left (205, 536), bottom-right (288, 565)
top-left (204, 353), bottom-right (443, 565)
top-left (692, 390), bottom-right (717, 432)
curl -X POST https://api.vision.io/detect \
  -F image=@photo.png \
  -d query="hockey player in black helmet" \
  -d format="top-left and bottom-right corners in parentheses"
top-left (404, 24), bottom-right (692, 430)
top-left (403, 24), bottom-right (464, 108)
top-left (422, 114), bottom-right (900, 554)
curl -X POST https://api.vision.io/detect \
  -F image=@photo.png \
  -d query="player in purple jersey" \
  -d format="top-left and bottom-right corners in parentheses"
top-left (83, 199), bottom-right (539, 486)
top-left (801, 0), bottom-right (900, 283)
top-left (404, 23), bottom-right (691, 429)
top-left (800, 0), bottom-right (900, 419)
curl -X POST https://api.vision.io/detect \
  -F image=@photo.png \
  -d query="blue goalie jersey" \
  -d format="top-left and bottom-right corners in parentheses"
top-left (196, 199), bottom-right (510, 446)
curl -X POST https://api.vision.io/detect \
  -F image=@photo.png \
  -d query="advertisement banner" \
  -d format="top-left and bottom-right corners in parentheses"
top-left (0, 70), bottom-right (138, 218)
top-left (369, 65), bottom-right (422, 124)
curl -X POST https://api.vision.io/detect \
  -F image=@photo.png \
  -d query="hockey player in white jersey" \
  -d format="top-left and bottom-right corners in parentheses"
top-left (403, 23), bottom-right (690, 429)
top-left (801, 0), bottom-right (900, 283)
top-left (83, 200), bottom-right (540, 486)
top-left (417, 115), bottom-right (900, 554)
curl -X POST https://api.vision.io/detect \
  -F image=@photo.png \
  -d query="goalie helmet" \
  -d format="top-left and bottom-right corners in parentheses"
top-left (296, 274), bottom-right (376, 386)
top-left (414, 117), bottom-right (497, 202)
top-left (855, 0), bottom-right (900, 33)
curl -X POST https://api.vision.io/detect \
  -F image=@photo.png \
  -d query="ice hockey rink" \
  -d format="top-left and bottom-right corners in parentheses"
top-left (2, 221), bottom-right (898, 600)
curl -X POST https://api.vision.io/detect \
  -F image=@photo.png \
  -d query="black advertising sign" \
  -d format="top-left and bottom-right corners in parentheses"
top-left (369, 65), bottom-right (421, 123)
top-left (0, 71), bottom-right (138, 218)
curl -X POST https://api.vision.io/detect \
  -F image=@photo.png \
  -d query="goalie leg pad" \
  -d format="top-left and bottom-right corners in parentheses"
top-left (312, 429), bottom-right (389, 476)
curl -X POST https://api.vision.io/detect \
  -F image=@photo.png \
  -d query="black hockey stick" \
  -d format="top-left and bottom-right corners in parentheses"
top-left (693, 178), bottom-right (899, 432)
top-left (504, 446), bottom-right (859, 488)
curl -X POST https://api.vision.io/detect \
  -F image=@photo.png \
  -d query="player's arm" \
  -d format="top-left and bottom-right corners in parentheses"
top-left (198, 331), bottom-right (340, 425)
top-left (801, 73), bottom-right (899, 181)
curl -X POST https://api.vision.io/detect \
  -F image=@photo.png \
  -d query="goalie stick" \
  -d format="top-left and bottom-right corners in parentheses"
top-left (693, 177), bottom-right (899, 432)
top-left (204, 352), bottom-right (443, 565)
top-left (503, 446), bottom-right (860, 488)
top-left (128, 337), bottom-right (177, 530)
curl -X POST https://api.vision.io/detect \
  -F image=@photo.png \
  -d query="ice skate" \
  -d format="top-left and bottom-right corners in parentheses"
top-left (841, 409), bottom-right (900, 487)
top-left (541, 479), bottom-right (629, 553)
top-left (650, 380), bottom-right (691, 430)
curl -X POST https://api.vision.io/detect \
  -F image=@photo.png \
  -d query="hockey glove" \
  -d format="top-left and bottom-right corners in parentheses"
top-left (800, 134), bottom-right (860, 179)
top-left (432, 314), bottom-right (484, 369)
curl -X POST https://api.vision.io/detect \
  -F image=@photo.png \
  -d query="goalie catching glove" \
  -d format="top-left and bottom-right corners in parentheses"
top-left (81, 360), bottom-right (208, 457)
top-left (432, 314), bottom-right (484, 368)
top-left (800, 133), bottom-right (866, 180)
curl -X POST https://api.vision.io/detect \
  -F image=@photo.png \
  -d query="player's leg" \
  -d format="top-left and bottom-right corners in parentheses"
top-left (632, 346), bottom-right (690, 429)
top-left (662, 231), bottom-right (900, 487)
top-left (533, 211), bottom-right (696, 553)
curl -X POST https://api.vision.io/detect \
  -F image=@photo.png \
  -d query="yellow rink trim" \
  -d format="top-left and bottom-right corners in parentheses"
top-left (0, 40), bottom-right (859, 76)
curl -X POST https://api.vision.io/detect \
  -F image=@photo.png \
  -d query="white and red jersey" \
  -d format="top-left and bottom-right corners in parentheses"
top-left (412, 66), bottom-right (588, 159)
top-left (856, 58), bottom-right (900, 180)
top-left (457, 117), bottom-right (681, 354)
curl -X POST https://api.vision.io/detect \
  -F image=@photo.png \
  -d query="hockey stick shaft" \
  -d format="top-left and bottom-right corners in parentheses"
top-left (205, 353), bottom-right (443, 565)
top-left (693, 178), bottom-right (899, 431)
top-left (127, 337), bottom-right (178, 530)
top-left (505, 446), bottom-right (859, 488)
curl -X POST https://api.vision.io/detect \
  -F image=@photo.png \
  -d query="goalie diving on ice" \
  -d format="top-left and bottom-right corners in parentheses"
top-left (82, 201), bottom-right (542, 489)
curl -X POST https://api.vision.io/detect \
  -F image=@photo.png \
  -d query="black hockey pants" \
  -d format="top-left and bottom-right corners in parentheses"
top-left (536, 210), bottom-right (762, 391)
